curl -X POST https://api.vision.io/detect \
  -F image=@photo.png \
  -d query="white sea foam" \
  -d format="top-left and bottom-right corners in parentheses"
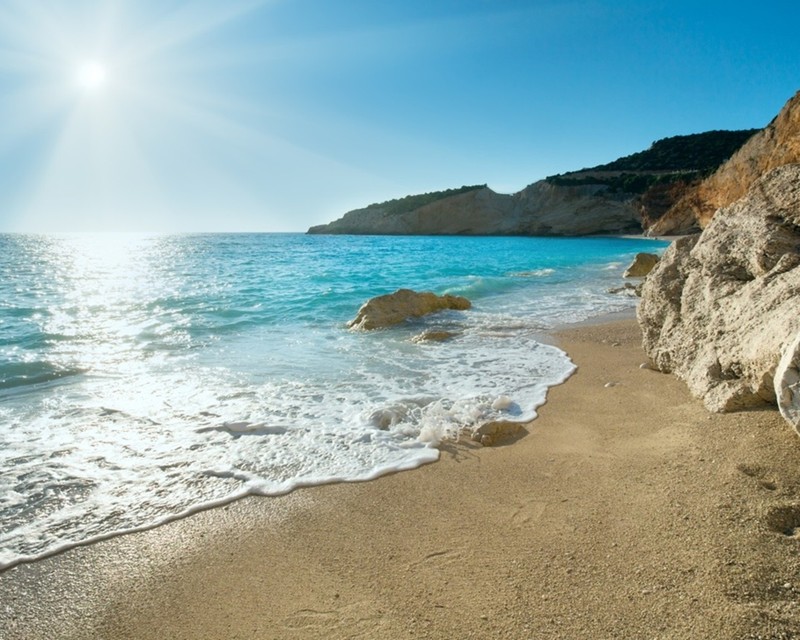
top-left (509, 268), bottom-right (556, 277)
top-left (0, 233), bottom-right (667, 570)
top-left (0, 320), bottom-right (574, 570)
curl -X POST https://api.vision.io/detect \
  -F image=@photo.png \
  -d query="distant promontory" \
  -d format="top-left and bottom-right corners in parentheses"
top-left (307, 129), bottom-right (758, 237)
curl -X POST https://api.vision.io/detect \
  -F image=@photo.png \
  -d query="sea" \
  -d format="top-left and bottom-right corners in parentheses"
top-left (0, 232), bottom-right (667, 569)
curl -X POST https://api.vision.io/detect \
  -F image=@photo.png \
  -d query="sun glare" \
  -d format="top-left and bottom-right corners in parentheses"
top-left (76, 61), bottom-right (108, 90)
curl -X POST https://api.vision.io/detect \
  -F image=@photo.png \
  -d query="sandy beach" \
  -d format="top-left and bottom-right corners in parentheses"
top-left (3, 318), bottom-right (800, 639)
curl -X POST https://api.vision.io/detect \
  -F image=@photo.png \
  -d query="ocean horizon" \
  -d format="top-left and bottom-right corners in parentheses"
top-left (0, 232), bottom-right (668, 569)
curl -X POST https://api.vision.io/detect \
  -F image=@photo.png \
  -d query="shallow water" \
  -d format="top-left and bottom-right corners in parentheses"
top-left (0, 232), bottom-right (667, 568)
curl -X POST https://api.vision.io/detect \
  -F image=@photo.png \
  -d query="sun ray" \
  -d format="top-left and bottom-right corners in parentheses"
top-left (21, 101), bottom-right (172, 232)
top-left (0, 0), bottom-right (396, 232)
top-left (114, 0), bottom-right (270, 65)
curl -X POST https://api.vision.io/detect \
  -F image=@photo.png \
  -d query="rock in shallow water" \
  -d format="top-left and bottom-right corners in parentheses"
top-left (638, 164), bottom-right (800, 418)
top-left (471, 420), bottom-right (523, 447)
top-left (411, 329), bottom-right (458, 343)
top-left (623, 252), bottom-right (660, 278)
top-left (348, 289), bottom-right (471, 331)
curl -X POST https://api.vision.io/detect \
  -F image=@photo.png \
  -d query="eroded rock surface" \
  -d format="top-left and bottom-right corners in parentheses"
top-left (638, 164), bottom-right (800, 416)
top-left (775, 332), bottom-right (800, 434)
top-left (309, 182), bottom-right (642, 236)
top-left (348, 289), bottom-right (471, 331)
top-left (651, 90), bottom-right (800, 235)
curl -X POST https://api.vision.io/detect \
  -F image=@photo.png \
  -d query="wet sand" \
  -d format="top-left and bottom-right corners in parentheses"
top-left (2, 319), bottom-right (800, 639)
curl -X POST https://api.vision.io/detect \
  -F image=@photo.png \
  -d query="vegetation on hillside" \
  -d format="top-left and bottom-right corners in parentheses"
top-left (546, 171), bottom-right (697, 195)
top-left (364, 184), bottom-right (486, 216)
top-left (589, 129), bottom-right (759, 172)
top-left (546, 129), bottom-right (759, 194)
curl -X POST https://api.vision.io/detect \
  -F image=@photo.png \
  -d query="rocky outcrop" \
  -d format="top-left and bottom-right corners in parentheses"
top-left (650, 91), bottom-right (800, 235)
top-left (348, 289), bottom-right (471, 331)
top-left (309, 188), bottom-right (515, 235)
top-left (608, 282), bottom-right (642, 297)
top-left (309, 182), bottom-right (642, 236)
top-left (509, 181), bottom-right (642, 235)
top-left (775, 333), bottom-right (800, 434)
top-left (638, 178), bottom-right (698, 231)
top-left (638, 164), bottom-right (800, 415)
top-left (310, 125), bottom-right (761, 237)
top-left (623, 253), bottom-right (660, 278)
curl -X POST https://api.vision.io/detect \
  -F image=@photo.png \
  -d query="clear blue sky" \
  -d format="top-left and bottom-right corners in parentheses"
top-left (1, 0), bottom-right (798, 232)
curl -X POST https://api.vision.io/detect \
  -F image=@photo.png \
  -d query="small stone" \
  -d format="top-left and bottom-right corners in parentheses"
top-left (472, 420), bottom-right (522, 446)
top-left (604, 382), bottom-right (618, 388)
top-left (411, 330), bottom-right (458, 343)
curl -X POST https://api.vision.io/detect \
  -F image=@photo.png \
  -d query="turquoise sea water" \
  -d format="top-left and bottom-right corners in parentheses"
top-left (0, 233), bottom-right (667, 569)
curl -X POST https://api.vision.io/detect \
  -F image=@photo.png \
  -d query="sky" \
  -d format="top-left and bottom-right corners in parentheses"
top-left (0, 0), bottom-right (798, 233)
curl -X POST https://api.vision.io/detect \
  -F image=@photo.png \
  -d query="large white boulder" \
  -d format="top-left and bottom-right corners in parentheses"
top-left (638, 164), bottom-right (800, 418)
top-left (775, 332), bottom-right (800, 434)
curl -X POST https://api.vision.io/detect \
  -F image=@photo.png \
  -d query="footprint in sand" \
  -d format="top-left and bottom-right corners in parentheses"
top-left (408, 548), bottom-right (467, 570)
top-left (284, 602), bottom-right (388, 637)
top-left (510, 500), bottom-right (548, 526)
top-left (736, 463), bottom-right (779, 491)
top-left (765, 504), bottom-right (800, 539)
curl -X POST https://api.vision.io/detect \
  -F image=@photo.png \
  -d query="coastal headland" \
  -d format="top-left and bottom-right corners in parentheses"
top-left (2, 318), bottom-right (799, 639)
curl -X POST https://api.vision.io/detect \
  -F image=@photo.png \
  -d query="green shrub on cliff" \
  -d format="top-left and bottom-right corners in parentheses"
top-left (545, 129), bottom-right (759, 194)
top-left (365, 184), bottom-right (486, 216)
top-left (591, 129), bottom-right (759, 172)
top-left (547, 171), bottom-right (697, 194)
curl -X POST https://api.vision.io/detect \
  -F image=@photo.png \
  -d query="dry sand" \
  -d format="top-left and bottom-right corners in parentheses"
top-left (3, 319), bottom-right (800, 639)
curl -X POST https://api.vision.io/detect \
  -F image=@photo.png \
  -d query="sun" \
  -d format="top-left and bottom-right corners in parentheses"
top-left (76, 61), bottom-right (108, 91)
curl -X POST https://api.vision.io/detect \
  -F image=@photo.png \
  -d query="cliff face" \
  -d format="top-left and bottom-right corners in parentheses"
top-left (510, 181), bottom-right (641, 235)
top-left (637, 179), bottom-right (698, 231)
top-left (308, 183), bottom-right (642, 236)
top-left (310, 129), bottom-right (757, 237)
top-left (308, 188), bottom-right (514, 235)
top-left (638, 164), bottom-right (800, 421)
top-left (650, 91), bottom-right (800, 235)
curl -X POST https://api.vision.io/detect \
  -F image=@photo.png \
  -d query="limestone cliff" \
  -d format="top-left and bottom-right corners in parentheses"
top-left (650, 91), bottom-right (800, 235)
top-left (308, 183), bottom-right (642, 236)
top-left (309, 129), bottom-right (756, 237)
top-left (309, 187), bottom-right (515, 235)
top-left (638, 164), bottom-right (800, 421)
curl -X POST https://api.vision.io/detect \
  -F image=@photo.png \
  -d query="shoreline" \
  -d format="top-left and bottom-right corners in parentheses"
top-left (3, 318), bottom-right (800, 638)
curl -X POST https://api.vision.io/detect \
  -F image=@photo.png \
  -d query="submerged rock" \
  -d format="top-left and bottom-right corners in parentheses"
top-left (623, 252), bottom-right (660, 278)
top-left (775, 332), bottom-right (800, 434)
top-left (348, 289), bottom-right (471, 331)
top-left (411, 329), bottom-right (458, 343)
top-left (471, 420), bottom-right (523, 447)
top-left (608, 282), bottom-right (643, 297)
top-left (638, 164), bottom-right (800, 417)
